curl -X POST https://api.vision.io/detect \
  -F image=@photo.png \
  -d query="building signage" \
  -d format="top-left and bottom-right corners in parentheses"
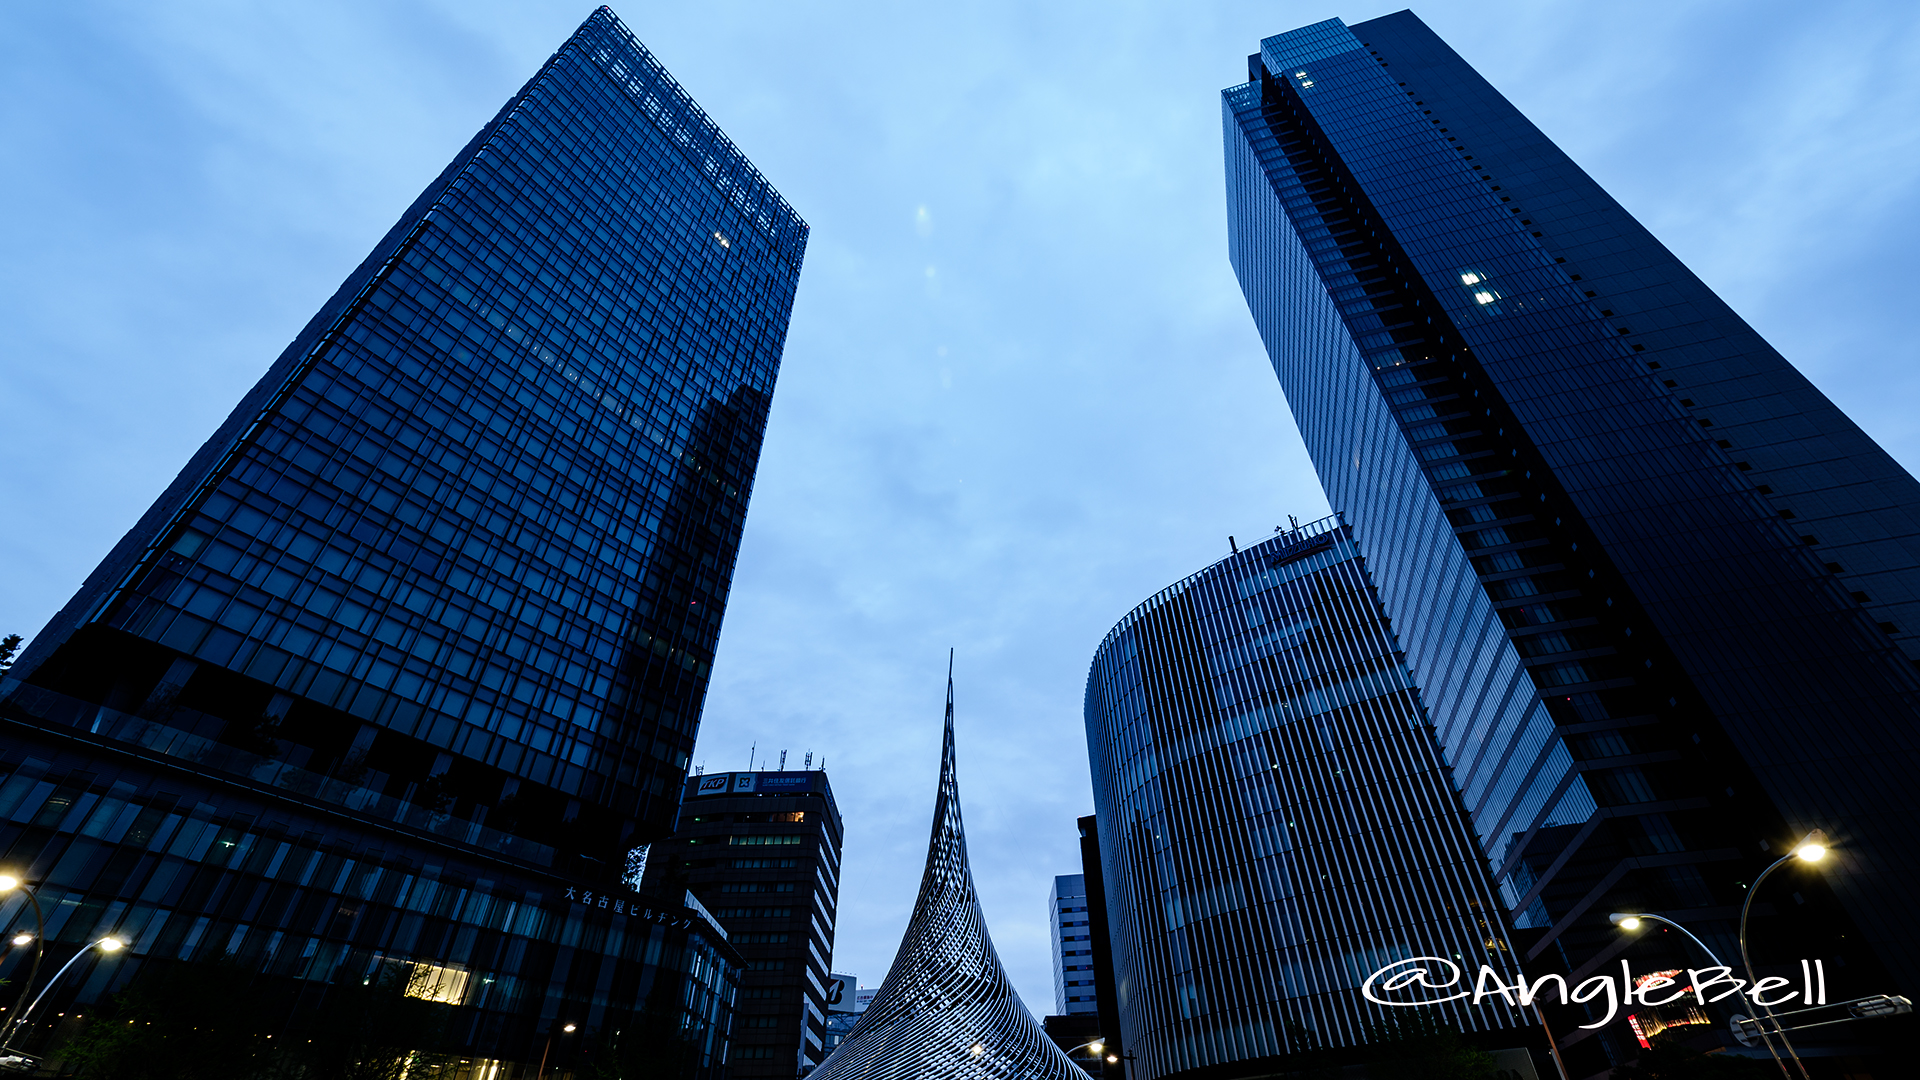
top-left (756, 772), bottom-right (813, 793)
top-left (560, 884), bottom-right (702, 932)
top-left (694, 771), bottom-right (815, 796)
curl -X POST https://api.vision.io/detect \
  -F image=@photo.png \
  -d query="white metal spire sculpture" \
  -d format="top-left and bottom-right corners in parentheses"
top-left (809, 658), bottom-right (1083, 1080)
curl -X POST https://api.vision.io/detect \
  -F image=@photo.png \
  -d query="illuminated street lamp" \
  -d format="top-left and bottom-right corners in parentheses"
top-left (0, 876), bottom-right (45, 1047)
top-left (1063, 1040), bottom-right (1104, 1077)
top-left (1609, 912), bottom-right (1793, 1079)
top-left (0, 936), bottom-right (127, 1050)
top-left (535, 1021), bottom-right (578, 1080)
top-left (1731, 829), bottom-right (1830, 1080)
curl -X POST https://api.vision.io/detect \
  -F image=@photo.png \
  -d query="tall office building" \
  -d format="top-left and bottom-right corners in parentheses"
top-left (811, 671), bottom-right (1080, 1080)
top-left (1049, 873), bottom-right (1098, 1016)
top-left (0, 7), bottom-right (802, 1070)
top-left (1084, 518), bottom-right (1541, 1080)
top-left (1224, 13), bottom-right (1919, 1074)
top-left (639, 769), bottom-right (845, 1076)
top-left (1075, 814), bottom-right (1125, 1080)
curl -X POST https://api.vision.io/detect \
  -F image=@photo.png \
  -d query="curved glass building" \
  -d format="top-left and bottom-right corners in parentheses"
top-left (1084, 517), bottom-right (1537, 1079)
top-left (812, 669), bottom-right (1080, 1080)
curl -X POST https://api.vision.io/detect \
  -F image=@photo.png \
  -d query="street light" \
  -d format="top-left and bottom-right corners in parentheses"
top-left (1062, 1039), bottom-right (1104, 1076)
top-left (1609, 912), bottom-right (1793, 1080)
top-left (1733, 828), bottom-right (1828, 1080)
top-left (535, 1021), bottom-right (578, 1080)
top-left (0, 936), bottom-right (127, 1050)
top-left (0, 876), bottom-right (45, 1049)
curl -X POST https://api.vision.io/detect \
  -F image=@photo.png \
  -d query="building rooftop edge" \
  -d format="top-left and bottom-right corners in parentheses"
top-left (1089, 512), bottom-right (1348, 665)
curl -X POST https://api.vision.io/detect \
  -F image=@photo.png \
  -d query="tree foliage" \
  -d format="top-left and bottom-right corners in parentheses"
top-left (1360, 1012), bottom-right (1499, 1080)
top-left (55, 955), bottom-right (276, 1080)
top-left (577, 994), bottom-right (703, 1080)
top-left (57, 956), bottom-right (454, 1080)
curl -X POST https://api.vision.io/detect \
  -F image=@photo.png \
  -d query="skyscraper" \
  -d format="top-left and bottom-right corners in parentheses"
top-left (0, 7), bottom-right (802, 1070)
top-left (1075, 814), bottom-right (1125, 1080)
top-left (1084, 517), bottom-right (1543, 1080)
top-left (810, 669), bottom-right (1080, 1080)
top-left (1049, 873), bottom-right (1097, 1016)
top-left (1224, 12), bottom-right (1918, 1073)
top-left (638, 768), bottom-right (844, 1076)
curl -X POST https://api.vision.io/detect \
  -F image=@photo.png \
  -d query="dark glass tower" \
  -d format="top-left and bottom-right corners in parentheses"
top-left (1225, 12), bottom-right (1918, 1072)
top-left (1084, 517), bottom-right (1543, 1080)
top-left (0, 7), bottom-right (801, 1070)
top-left (638, 769), bottom-right (845, 1077)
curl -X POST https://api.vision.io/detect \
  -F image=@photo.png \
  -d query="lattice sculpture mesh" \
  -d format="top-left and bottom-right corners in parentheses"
top-left (809, 666), bottom-right (1083, 1080)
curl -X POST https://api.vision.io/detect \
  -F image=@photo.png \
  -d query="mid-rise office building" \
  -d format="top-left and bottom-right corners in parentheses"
top-left (1084, 518), bottom-right (1541, 1080)
top-left (1050, 873), bottom-right (1098, 1015)
top-left (0, 7), bottom-right (803, 1072)
top-left (1224, 13), bottom-right (1919, 1073)
top-left (640, 769), bottom-right (844, 1076)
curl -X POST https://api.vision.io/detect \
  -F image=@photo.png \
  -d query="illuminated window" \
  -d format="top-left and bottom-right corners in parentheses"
top-left (407, 962), bottom-right (471, 1004)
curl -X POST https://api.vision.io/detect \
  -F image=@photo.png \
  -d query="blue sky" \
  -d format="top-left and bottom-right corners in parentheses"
top-left (4, 1), bottom-right (1918, 1015)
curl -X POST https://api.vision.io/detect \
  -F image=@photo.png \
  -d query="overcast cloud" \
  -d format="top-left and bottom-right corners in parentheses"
top-left (4, 0), bottom-right (1918, 1013)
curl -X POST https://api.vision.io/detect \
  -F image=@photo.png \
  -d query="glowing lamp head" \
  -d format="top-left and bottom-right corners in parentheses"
top-left (96, 937), bottom-right (125, 953)
top-left (1090, 1042), bottom-right (1103, 1054)
top-left (11, 934), bottom-right (31, 946)
top-left (0, 875), bottom-right (20, 892)
top-left (1794, 828), bottom-right (1830, 863)
top-left (970, 1043), bottom-right (985, 1058)
top-left (1108, 1055), bottom-right (1120, 1064)
top-left (1609, 913), bottom-right (1643, 930)
top-left (563, 1023), bottom-right (577, 1033)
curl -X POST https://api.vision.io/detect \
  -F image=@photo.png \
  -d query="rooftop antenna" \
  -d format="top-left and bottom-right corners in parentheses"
top-left (779, 749), bottom-right (788, 770)
top-left (804, 750), bottom-right (814, 770)
top-left (695, 763), bottom-right (704, 776)
top-left (748, 742), bottom-right (756, 771)
top-left (1289, 514), bottom-right (1300, 531)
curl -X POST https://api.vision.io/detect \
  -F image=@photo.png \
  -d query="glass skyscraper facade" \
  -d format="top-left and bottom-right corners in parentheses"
top-left (1224, 12), bottom-right (1919, 1073)
top-left (1084, 518), bottom-right (1540, 1080)
top-left (2, 7), bottom-right (802, 1070)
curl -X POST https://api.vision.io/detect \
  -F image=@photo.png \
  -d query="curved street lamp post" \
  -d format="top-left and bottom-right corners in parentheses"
top-left (1610, 827), bottom-right (1832, 1080)
top-left (1608, 912), bottom-right (1795, 1079)
top-left (0, 877), bottom-right (46, 1049)
top-left (1063, 1039), bottom-right (1104, 1077)
top-left (0, 935), bottom-right (126, 1051)
top-left (1736, 829), bottom-right (1828, 1080)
